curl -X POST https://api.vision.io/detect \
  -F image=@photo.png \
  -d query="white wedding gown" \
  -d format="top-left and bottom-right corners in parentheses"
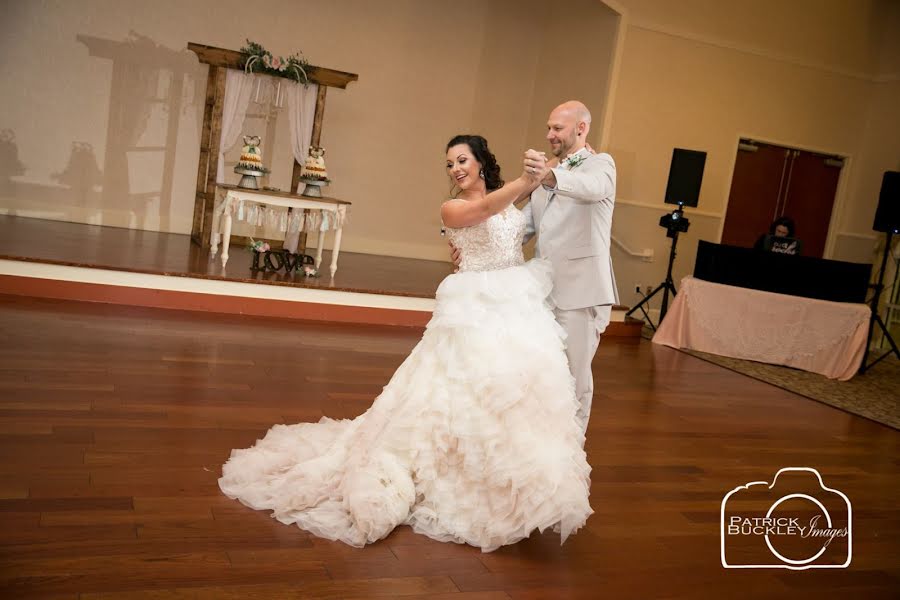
top-left (219, 205), bottom-right (593, 552)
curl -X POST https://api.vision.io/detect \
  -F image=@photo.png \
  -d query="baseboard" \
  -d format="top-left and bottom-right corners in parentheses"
top-left (606, 316), bottom-right (644, 338)
top-left (0, 259), bottom-right (641, 336)
top-left (0, 274), bottom-right (432, 328)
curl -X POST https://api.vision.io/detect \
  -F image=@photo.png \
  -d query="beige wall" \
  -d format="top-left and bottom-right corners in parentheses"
top-left (614, 0), bottom-right (888, 76)
top-left (523, 0), bottom-right (619, 153)
top-left (0, 0), bottom-right (489, 259)
top-left (469, 0), bottom-right (548, 178)
top-left (2, 0), bottom-right (898, 304)
top-left (605, 0), bottom-right (900, 309)
top-left (0, 0), bottom-right (619, 261)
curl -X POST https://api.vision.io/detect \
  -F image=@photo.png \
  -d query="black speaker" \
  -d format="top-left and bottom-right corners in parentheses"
top-left (664, 148), bottom-right (706, 208)
top-left (873, 171), bottom-right (900, 233)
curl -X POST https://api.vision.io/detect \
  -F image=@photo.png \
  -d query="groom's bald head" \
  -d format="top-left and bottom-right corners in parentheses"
top-left (546, 100), bottom-right (592, 157)
top-left (555, 101), bottom-right (592, 126)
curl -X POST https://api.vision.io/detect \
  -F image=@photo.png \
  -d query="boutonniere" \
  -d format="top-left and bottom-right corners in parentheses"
top-left (563, 154), bottom-right (587, 170)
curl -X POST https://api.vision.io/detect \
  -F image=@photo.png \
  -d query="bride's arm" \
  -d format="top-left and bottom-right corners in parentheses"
top-left (441, 175), bottom-right (539, 229)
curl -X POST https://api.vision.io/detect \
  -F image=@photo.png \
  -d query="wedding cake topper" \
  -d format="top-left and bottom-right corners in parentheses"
top-left (302, 147), bottom-right (328, 181)
top-left (299, 146), bottom-right (330, 197)
top-left (235, 135), bottom-right (268, 190)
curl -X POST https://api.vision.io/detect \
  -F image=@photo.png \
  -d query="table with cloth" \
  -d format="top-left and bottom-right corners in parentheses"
top-left (652, 276), bottom-right (870, 380)
top-left (210, 185), bottom-right (350, 276)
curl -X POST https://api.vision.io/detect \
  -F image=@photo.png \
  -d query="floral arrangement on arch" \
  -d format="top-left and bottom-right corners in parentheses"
top-left (240, 40), bottom-right (310, 84)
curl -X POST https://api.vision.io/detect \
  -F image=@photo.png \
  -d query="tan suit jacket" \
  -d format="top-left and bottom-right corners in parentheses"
top-left (522, 150), bottom-right (619, 311)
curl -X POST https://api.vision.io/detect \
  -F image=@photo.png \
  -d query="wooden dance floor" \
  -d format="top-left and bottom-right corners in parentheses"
top-left (0, 294), bottom-right (897, 598)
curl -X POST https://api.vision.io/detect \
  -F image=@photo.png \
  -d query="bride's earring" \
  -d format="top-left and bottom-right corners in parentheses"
top-left (479, 169), bottom-right (485, 179)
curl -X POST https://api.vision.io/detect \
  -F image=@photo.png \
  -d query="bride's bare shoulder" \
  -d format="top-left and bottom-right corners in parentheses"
top-left (441, 198), bottom-right (487, 229)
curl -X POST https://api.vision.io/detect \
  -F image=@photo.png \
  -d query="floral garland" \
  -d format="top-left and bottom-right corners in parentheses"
top-left (240, 40), bottom-right (309, 84)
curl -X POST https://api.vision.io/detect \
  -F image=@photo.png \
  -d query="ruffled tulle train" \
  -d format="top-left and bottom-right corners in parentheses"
top-left (219, 259), bottom-right (593, 552)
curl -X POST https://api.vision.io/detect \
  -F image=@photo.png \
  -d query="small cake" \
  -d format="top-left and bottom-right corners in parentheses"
top-left (302, 146), bottom-right (328, 181)
top-left (236, 135), bottom-right (264, 172)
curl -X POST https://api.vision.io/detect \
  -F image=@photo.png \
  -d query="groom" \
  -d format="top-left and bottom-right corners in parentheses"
top-left (450, 101), bottom-right (617, 436)
top-left (519, 100), bottom-right (618, 436)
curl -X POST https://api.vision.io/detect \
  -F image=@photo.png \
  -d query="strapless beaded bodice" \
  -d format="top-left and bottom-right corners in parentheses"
top-left (445, 205), bottom-right (526, 272)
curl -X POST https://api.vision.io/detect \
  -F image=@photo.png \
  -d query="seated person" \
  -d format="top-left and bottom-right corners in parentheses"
top-left (754, 216), bottom-right (801, 255)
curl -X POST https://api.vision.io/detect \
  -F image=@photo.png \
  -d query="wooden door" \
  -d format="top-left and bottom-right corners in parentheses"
top-left (721, 140), bottom-right (842, 257)
top-left (780, 150), bottom-right (842, 258)
top-left (721, 142), bottom-right (786, 249)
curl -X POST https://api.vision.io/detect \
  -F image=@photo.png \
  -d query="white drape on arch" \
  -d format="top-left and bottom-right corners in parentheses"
top-left (287, 81), bottom-right (319, 181)
top-left (283, 81), bottom-right (319, 253)
top-left (216, 69), bottom-right (256, 184)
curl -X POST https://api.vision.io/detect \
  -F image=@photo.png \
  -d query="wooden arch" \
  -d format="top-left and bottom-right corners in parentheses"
top-left (187, 42), bottom-right (358, 246)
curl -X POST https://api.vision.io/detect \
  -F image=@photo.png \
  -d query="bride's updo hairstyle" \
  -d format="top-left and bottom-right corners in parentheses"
top-left (446, 134), bottom-right (504, 192)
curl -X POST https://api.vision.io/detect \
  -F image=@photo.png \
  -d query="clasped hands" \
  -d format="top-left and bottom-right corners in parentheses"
top-left (448, 148), bottom-right (564, 270)
top-left (523, 149), bottom-right (556, 187)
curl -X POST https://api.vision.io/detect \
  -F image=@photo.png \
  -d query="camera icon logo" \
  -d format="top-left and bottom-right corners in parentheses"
top-left (721, 467), bottom-right (851, 570)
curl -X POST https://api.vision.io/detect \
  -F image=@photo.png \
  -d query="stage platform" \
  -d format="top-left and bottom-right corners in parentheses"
top-left (0, 216), bottom-right (639, 334)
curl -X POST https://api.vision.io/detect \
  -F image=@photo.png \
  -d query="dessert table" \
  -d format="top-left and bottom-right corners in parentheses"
top-left (210, 184), bottom-right (350, 276)
top-left (652, 276), bottom-right (871, 380)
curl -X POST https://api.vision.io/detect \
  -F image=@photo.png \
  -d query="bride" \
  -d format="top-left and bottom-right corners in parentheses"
top-left (219, 134), bottom-right (592, 552)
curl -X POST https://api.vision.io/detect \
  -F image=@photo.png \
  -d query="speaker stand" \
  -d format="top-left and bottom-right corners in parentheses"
top-left (859, 230), bottom-right (900, 374)
top-left (627, 228), bottom-right (680, 331)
